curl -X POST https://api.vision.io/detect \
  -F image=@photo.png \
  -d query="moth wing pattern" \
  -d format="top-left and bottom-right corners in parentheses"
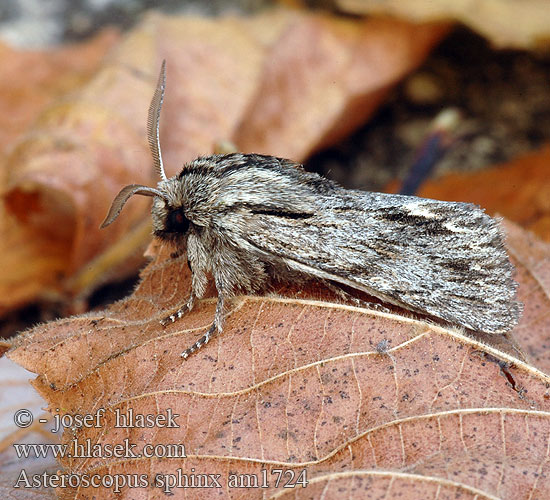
top-left (209, 156), bottom-right (521, 334)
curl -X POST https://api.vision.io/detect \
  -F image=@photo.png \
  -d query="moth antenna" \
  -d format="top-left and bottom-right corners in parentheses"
top-left (100, 184), bottom-right (167, 228)
top-left (147, 60), bottom-right (168, 181)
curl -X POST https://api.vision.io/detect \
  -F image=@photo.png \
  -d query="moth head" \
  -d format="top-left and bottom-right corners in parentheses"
top-left (101, 60), bottom-right (191, 240)
top-left (150, 180), bottom-right (191, 239)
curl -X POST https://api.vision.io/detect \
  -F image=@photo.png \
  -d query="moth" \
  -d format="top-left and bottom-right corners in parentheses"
top-left (102, 62), bottom-right (522, 359)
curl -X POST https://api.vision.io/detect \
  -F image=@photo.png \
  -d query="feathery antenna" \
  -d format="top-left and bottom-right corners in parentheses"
top-left (147, 60), bottom-right (168, 181)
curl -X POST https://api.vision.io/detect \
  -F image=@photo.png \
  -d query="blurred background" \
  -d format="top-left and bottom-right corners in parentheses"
top-left (1, 0), bottom-right (549, 339)
top-left (0, 0), bottom-right (265, 46)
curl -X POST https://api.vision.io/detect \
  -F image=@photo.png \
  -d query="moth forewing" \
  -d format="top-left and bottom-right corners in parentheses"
top-left (230, 185), bottom-right (521, 335)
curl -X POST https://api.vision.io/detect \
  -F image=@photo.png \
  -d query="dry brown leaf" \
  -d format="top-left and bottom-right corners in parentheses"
top-left (0, 30), bottom-right (119, 156)
top-left (0, 31), bottom-right (120, 316)
top-left (5, 221), bottom-right (550, 499)
top-left (504, 220), bottom-right (550, 373)
top-left (0, 9), bottom-right (446, 315)
top-left (233, 15), bottom-right (447, 159)
top-left (416, 146), bottom-right (550, 243)
top-left (336, 0), bottom-right (550, 49)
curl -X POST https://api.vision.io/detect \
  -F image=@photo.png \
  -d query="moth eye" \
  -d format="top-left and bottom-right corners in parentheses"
top-left (166, 208), bottom-right (190, 233)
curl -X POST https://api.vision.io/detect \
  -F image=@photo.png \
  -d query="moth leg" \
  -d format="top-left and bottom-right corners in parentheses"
top-left (160, 292), bottom-right (196, 326)
top-left (160, 252), bottom-right (207, 326)
top-left (181, 292), bottom-right (225, 359)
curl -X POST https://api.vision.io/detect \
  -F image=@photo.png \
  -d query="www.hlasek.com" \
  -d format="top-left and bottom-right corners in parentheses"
top-left (13, 438), bottom-right (186, 460)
